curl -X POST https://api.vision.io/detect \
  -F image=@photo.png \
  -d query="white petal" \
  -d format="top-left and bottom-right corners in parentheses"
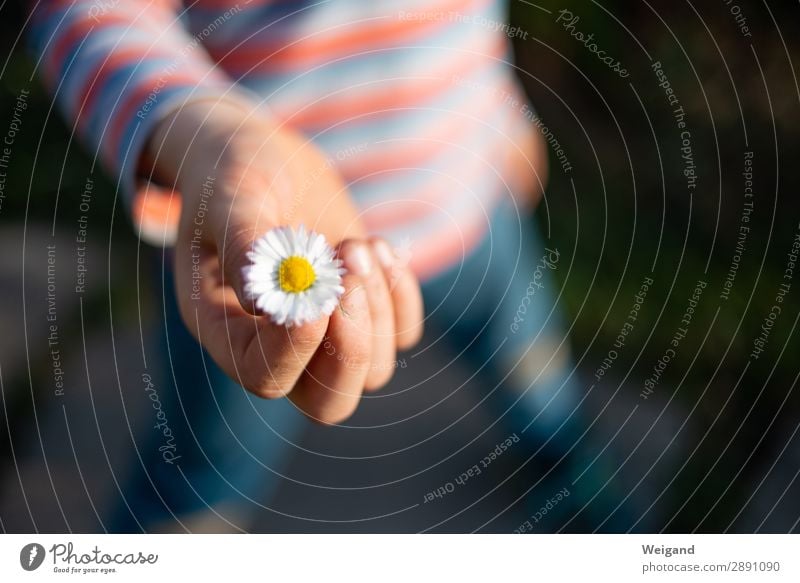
top-left (242, 225), bottom-right (345, 326)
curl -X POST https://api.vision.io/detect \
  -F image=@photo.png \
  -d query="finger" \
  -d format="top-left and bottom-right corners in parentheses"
top-left (335, 240), bottom-right (396, 391)
top-left (211, 184), bottom-right (283, 315)
top-left (370, 237), bottom-right (424, 350)
top-left (291, 267), bottom-right (372, 424)
top-left (174, 239), bottom-right (327, 399)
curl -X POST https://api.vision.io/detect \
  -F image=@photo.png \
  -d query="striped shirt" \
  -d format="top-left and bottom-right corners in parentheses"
top-left (29, 0), bottom-right (531, 280)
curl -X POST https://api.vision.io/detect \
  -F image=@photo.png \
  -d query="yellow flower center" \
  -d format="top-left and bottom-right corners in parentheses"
top-left (278, 256), bottom-right (316, 293)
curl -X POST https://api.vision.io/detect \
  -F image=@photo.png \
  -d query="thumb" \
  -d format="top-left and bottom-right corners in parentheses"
top-left (210, 184), bottom-right (285, 316)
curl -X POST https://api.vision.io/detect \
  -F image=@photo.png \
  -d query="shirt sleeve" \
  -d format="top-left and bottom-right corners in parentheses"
top-left (27, 0), bottom-right (257, 244)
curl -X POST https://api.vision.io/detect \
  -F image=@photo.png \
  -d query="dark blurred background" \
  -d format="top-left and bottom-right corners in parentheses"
top-left (1, 0), bottom-right (799, 532)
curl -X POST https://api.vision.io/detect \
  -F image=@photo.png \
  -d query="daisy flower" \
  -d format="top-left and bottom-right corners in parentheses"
top-left (242, 225), bottom-right (345, 326)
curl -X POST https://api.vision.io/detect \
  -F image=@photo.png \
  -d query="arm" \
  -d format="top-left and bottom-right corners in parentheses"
top-left (28, 0), bottom-right (245, 214)
top-left (28, 1), bottom-right (424, 423)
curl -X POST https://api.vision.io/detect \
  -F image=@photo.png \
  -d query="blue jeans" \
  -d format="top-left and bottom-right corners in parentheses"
top-left (111, 200), bottom-right (579, 531)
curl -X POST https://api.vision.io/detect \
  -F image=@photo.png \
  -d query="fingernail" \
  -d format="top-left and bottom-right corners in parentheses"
top-left (346, 243), bottom-right (372, 277)
top-left (372, 239), bottom-right (395, 269)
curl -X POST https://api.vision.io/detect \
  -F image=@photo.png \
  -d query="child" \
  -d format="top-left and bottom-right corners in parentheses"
top-left (29, 0), bottom-right (618, 531)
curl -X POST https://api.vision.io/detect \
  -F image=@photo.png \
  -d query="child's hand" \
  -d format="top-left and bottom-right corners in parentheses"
top-left (148, 99), bottom-right (423, 423)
